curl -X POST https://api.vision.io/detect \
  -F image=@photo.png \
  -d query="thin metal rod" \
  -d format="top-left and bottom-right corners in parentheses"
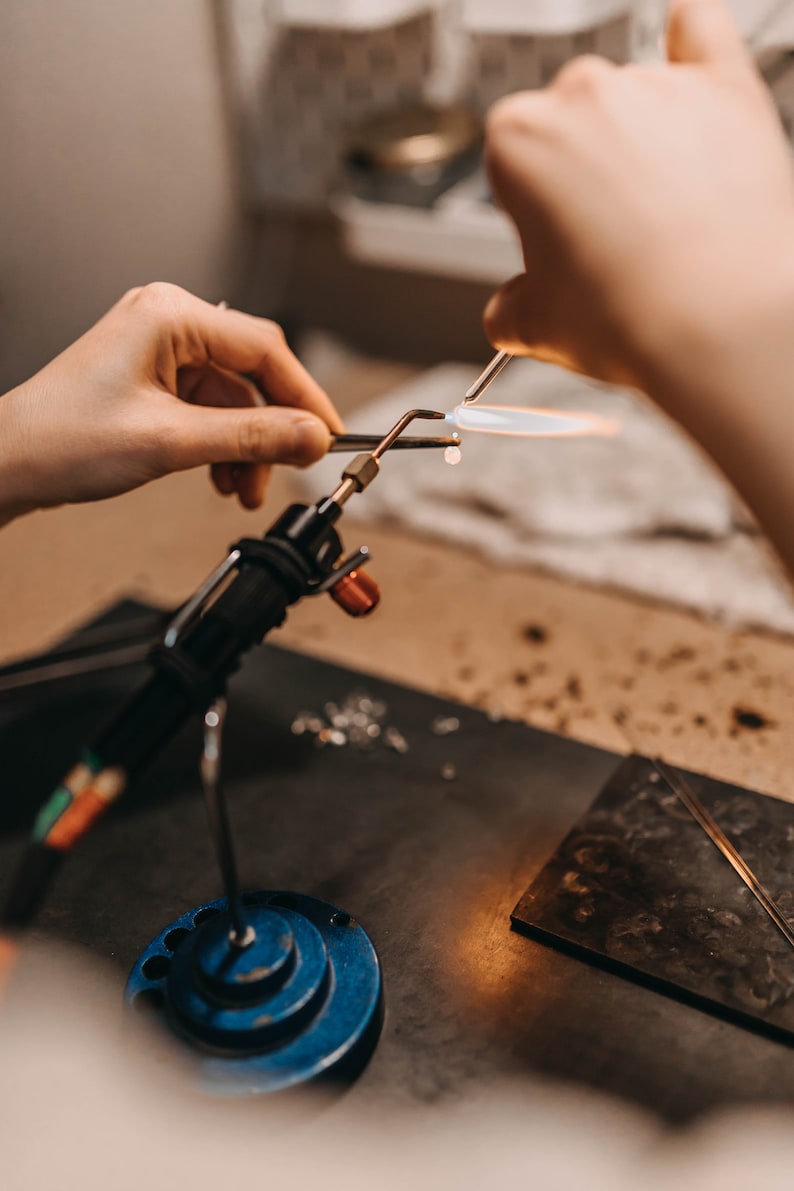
top-left (313, 547), bottom-right (370, 594)
top-left (329, 434), bottom-right (459, 453)
top-left (327, 408), bottom-right (446, 508)
top-left (464, 350), bottom-right (513, 404)
top-left (0, 644), bottom-right (150, 695)
top-left (200, 699), bottom-right (252, 948)
top-left (651, 757), bottom-right (794, 950)
top-left (164, 550), bottom-right (241, 648)
top-left (370, 408), bottom-right (446, 460)
top-left (0, 611), bottom-right (169, 696)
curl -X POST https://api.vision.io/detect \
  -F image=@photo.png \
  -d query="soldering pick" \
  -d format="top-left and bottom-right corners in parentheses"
top-left (464, 349), bottom-right (513, 404)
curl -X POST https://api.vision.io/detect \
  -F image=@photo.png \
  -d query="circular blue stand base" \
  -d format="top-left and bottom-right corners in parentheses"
top-left (125, 891), bottom-right (383, 1096)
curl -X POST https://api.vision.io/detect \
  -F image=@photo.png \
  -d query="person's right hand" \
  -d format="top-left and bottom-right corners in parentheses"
top-left (483, 0), bottom-right (794, 575)
top-left (483, 0), bottom-right (794, 397)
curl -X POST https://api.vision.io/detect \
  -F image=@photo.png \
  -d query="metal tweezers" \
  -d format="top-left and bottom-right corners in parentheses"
top-left (329, 434), bottom-right (459, 453)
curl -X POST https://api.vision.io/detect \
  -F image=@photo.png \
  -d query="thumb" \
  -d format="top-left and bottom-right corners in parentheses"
top-left (484, 273), bottom-right (567, 364)
top-left (666, 0), bottom-right (751, 75)
top-left (163, 404), bottom-right (331, 472)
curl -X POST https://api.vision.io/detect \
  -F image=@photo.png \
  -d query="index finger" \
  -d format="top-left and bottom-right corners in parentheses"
top-left (211, 307), bottom-right (345, 433)
top-left (131, 284), bottom-right (345, 433)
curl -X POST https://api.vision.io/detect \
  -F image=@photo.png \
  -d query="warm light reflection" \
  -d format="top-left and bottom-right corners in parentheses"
top-left (448, 867), bottom-right (561, 1017)
top-left (0, 935), bottom-right (19, 999)
top-left (447, 404), bottom-right (620, 439)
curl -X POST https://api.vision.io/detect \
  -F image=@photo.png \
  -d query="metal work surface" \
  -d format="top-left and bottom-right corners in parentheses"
top-left (513, 755), bottom-right (794, 1045)
top-left (2, 604), bottom-right (794, 1123)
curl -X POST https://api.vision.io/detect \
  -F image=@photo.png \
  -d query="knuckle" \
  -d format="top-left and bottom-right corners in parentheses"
top-left (237, 415), bottom-right (277, 462)
top-left (553, 54), bottom-right (613, 98)
top-left (260, 318), bottom-right (286, 344)
top-left (485, 93), bottom-right (551, 183)
top-left (130, 281), bottom-right (188, 320)
top-left (254, 319), bottom-right (288, 361)
top-left (486, 92), bottom-right (540, 141)
top-left (120, 285), bottom-right (144, 304)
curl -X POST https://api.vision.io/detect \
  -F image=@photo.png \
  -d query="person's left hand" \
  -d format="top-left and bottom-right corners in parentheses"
top-left (0, 283), bottom-right (344, 524)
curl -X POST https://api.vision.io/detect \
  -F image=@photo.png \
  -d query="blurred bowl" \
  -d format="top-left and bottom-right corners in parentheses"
top-left (344, 103), bottom-right (482, 208)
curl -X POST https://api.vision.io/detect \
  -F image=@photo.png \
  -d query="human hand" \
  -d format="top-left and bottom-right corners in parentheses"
top-left (0, 283), bottom-right (344, 524)
top-left (483, 0), bottom-right (794, 398)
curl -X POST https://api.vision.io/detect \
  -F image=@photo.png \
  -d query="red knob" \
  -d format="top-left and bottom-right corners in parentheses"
top-left (329, 569), bottom-right (380, 617)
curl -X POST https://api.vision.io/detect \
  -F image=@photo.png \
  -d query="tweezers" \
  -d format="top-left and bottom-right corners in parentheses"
top-left (329, 434), bottom-right (459, 452)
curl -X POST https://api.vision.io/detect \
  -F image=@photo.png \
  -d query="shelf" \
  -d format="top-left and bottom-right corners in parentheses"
top-left (461, 0), bottom-right (631, 35)
top-left (333, 178), bottom-right (523, 284)
top-left (278, 0), bottom-right (439, 30)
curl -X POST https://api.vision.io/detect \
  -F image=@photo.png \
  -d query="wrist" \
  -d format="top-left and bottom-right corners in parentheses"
top-left (0, 387), bottom-right (41, 527)
top-left (631, 245), bottom-right (794, 411)
top-left (635, 256), bottom-right (794, 574)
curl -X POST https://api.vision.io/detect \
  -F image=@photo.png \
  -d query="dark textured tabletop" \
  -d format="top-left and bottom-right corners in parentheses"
top-left (2, 605), bottom-right (794, 1123)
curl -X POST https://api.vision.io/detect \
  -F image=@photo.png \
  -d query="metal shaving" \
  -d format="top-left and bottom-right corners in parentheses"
top-left (431, 715), bottom-right (460, 737)
top-left (291, 694), bottom-right (473, 776)
top-left (291, 691), bottom-right (399, 752)
top-left (383, 726), bottom-right (409, 754)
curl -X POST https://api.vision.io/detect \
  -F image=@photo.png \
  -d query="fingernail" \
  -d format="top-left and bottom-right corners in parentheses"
top-left (482, 293), bottom-right (501, 339)
top-left (294, 418), bottom-right (328, 461)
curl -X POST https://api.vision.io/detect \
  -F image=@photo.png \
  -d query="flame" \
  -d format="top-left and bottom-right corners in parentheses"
top-left (449, 403), bottom-right (620, 439)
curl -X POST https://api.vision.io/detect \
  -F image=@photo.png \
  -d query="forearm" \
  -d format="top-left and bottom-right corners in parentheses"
top-left (639, 280), bottom-right (794, 574)
top-left (0, 386), bottom-right (41, 526)
top-left (482, 0), bottom-right (794, 581)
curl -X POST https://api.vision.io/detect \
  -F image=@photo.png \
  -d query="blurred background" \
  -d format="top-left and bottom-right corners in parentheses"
top-left (5, 0), bottom-right (794, 392)
top-left (4, 6), bottom-right (794, 1152)
top-left (2, 0), bottom-right (794, 792)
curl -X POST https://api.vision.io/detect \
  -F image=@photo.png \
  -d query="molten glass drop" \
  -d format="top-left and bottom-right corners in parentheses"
top-left (444, 445), bottom-right (462, 465)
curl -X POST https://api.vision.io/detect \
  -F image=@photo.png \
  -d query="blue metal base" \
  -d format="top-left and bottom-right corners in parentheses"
top-left (125, 891), bottom-right (383, 1095)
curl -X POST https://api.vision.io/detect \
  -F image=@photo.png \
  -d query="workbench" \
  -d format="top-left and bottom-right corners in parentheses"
top-left (0, 358), bottom-right (792, 1121)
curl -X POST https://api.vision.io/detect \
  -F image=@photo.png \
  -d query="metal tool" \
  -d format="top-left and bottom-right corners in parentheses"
top-left (330, 432), bottom-right (460, 452)
top-left (0, 611), bottom-right (168, 696)
top-left (2, 403), bottom-right (453, 933)
top-left (200, 699), bottom-right (253, 949)
top-left (0, 405), bottom-right (450, 1092)
top-left (464, 349), bottom-right (513, 404)
top-left (0, 644), bottom-right (150, 695)
top-left (651, 757), bottom-right (794, 951)
top-left (326, 409), bottom-right (447, 509)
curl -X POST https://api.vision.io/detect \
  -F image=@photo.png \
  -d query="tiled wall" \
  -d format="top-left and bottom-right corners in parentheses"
top-left (218, 1), bottom-right (794, 211)
top-left (219, 4), bottom-right (630, 208)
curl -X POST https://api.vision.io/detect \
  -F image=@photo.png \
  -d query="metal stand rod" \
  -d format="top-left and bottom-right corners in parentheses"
top-left (200, 699), bottom-right (253, 948)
